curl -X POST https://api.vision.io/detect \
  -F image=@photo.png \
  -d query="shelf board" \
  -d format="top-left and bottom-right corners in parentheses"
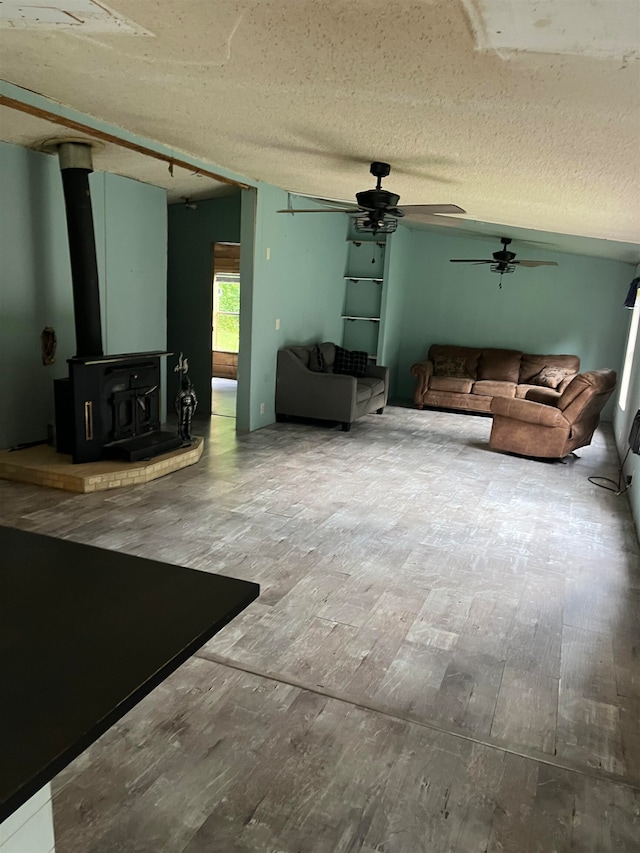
top-left (341, 315), bottom-right (381, 322)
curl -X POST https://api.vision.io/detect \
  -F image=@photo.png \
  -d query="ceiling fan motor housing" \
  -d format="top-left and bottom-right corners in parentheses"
top-left (356, 188), bottom-right (400, 211)
top-left (493, 249), bottom-right (516, 262)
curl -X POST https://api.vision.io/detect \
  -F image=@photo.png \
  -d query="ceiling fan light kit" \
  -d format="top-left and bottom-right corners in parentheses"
top-left (355, 215), bottom-right (398, 235)
top-left (450, 237), bottom-right (559, 287)
top-left (277, 161), bottom-right (465, 235)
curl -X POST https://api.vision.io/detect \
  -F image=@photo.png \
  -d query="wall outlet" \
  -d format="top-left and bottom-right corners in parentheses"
top-left (275, 318), bottom-right (280, 330)
top-left (260, 402), bottom-right (265, 415)
top-left (266, 247), bottom-right (271, 260)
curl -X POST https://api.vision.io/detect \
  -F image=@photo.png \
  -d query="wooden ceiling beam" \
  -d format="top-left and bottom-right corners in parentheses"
top-left (0, 94), bottom-right (250, 189)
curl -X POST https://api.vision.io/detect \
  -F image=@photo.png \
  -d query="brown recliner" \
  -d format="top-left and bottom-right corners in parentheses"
top-left (489, 369), bottom-right (617, 459)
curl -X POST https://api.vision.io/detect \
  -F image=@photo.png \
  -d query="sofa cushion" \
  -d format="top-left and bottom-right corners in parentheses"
top-left (429, 345), bottom-right (481, 379)
top-left (334, 346), bottom-right (368, 377)
top-left (309, 344), bottom-right (327, 373)
top-left (477, 348), bottom-right (522, 383)
top-left (472, 380), bottom-right (517, 398)
top-left (319, 342), bottom-right (336, 369)
top-left (525, 387), bottom-right (562, 405)
top-left (433, 354), bottom-right (470, 378)
top-left (358, 376), bottom-right (385, 397)
top-left (519, 353), bottom-right (580, 383)
top-left (531, 366), bottom-right (574, 389)
top-left (430, 375), bottom-right (474, 393)
top-left (289, 345), bottom-right (311, 367)
top-left (517, 383), bottom-right (561, 401)
top-left (356, 383), bottom-right (373, 403)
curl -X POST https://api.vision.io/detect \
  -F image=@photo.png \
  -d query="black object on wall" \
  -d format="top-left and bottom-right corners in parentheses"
top-left (629, 409), bottom-right (640, 455)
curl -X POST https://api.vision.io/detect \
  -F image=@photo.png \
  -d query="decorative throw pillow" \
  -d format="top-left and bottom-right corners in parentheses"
top-left (531, 366), bottom-right (573, 389)
top-left (308, 344), bottom-right (327, 373)
top-left (334, 346), bottom-right (369, 377)
top-left (433, 354), bottom-right (469, 378)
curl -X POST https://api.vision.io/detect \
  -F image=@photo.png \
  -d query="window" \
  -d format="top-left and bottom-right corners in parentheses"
top-left (212, 273), bottom-right (240, 353)
top-left (619, 287), bottom-right (639, 412)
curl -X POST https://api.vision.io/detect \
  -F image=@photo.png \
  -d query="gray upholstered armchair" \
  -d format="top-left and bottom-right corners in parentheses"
top-left (275, 342), bottom-right (389, 431)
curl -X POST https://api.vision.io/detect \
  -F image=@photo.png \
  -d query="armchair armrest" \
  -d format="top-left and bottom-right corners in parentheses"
top-left (366, 364), bottom-right (390, 406)
top-left (491, 396), bottom-right (568, 428)
top-left (366, 364), bottom-right (389, 382)
top-left (410, 359), bottom-right (433, 405)
top-left (276, 350), bottom-right (358, 422)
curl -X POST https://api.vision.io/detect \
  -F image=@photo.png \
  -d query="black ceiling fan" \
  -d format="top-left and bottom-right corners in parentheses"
top-left (277, 161), bottom-right (466, 235)
top-left (450, 237), bottom-right (558, 287)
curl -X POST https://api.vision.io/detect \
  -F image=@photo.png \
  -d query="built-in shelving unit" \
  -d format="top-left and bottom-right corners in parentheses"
top-left (341, 238), bottom-right (386, 358)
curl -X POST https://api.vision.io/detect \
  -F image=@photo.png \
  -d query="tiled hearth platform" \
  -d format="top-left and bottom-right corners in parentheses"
top-left (0, 437), bottom-right (203, 493)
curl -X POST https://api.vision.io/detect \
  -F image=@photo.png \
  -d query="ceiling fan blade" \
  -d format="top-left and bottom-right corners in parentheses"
top-left (449, 259), bottom-right (492, 263)
top-left (276, 207), bottom-right (359, 214)
top-left (513, 260), bottom-right (559, 267)
top-left (401, 204), bottom-right (466, 215)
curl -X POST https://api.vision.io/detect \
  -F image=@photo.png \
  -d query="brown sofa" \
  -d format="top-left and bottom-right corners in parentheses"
top-left (489, 369), bottom-right (617, 458)
top-left (411, 344), bottom-right (580, 414)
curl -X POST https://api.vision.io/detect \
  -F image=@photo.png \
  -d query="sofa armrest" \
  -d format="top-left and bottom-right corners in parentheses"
top-left (410, 359), bottom-right (433, 403)
top-left (365, 364), bottom-right (389, 406)
top-left (491, 396), bottom-right (568, 428)
top-left (276, 350), bottom-right (358, 422)
top-left (366, 364), bottom-right (388, 382)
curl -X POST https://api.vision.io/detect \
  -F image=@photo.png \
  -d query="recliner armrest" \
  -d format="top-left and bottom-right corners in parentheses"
top-left (491, 396), bottom-right (568, 428)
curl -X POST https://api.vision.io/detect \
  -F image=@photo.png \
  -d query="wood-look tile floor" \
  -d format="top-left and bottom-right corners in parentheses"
top-left (2, 406), bottom-right (639, 852)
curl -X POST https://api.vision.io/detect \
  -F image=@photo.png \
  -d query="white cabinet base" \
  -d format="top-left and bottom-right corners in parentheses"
top-left (0, 785), bottom-right (55, 853)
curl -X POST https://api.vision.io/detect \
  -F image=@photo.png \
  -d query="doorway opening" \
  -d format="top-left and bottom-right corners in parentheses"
top-left (211, 243), bottom-right (240, 418)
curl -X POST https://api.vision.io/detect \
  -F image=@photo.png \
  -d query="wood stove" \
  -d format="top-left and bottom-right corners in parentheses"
top-left (52, 141), bottom-right (182, 464)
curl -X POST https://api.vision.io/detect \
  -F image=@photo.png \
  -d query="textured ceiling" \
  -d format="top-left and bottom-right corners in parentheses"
top-left (0, 0), bottom-right (638, 258)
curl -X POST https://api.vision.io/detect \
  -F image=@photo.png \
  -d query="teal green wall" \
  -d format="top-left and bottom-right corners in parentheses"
top-left (380, 226), bottom-right (412, 394)
top-left (167, 193), bottom-right (242, 417)
top-left (242, 184), bottom-right (349, 430)
top-left (0, 142), bottom-right (168, 448)
top-left (103, 174), bottom-right (167, 354)
top-left (386, 228), bottom-right (635, 417)
top-left (180, 183), bottom-right (349, 432)
top-left (0, 142), bottom-right (76, 447)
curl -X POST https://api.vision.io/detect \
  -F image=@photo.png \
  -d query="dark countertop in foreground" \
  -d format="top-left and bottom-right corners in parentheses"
top-left (0, 524), bottom-right (259, 822)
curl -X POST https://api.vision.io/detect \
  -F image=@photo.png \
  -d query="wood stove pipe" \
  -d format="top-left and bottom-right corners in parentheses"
top-left (57, 142), bottom-right (104, 358)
